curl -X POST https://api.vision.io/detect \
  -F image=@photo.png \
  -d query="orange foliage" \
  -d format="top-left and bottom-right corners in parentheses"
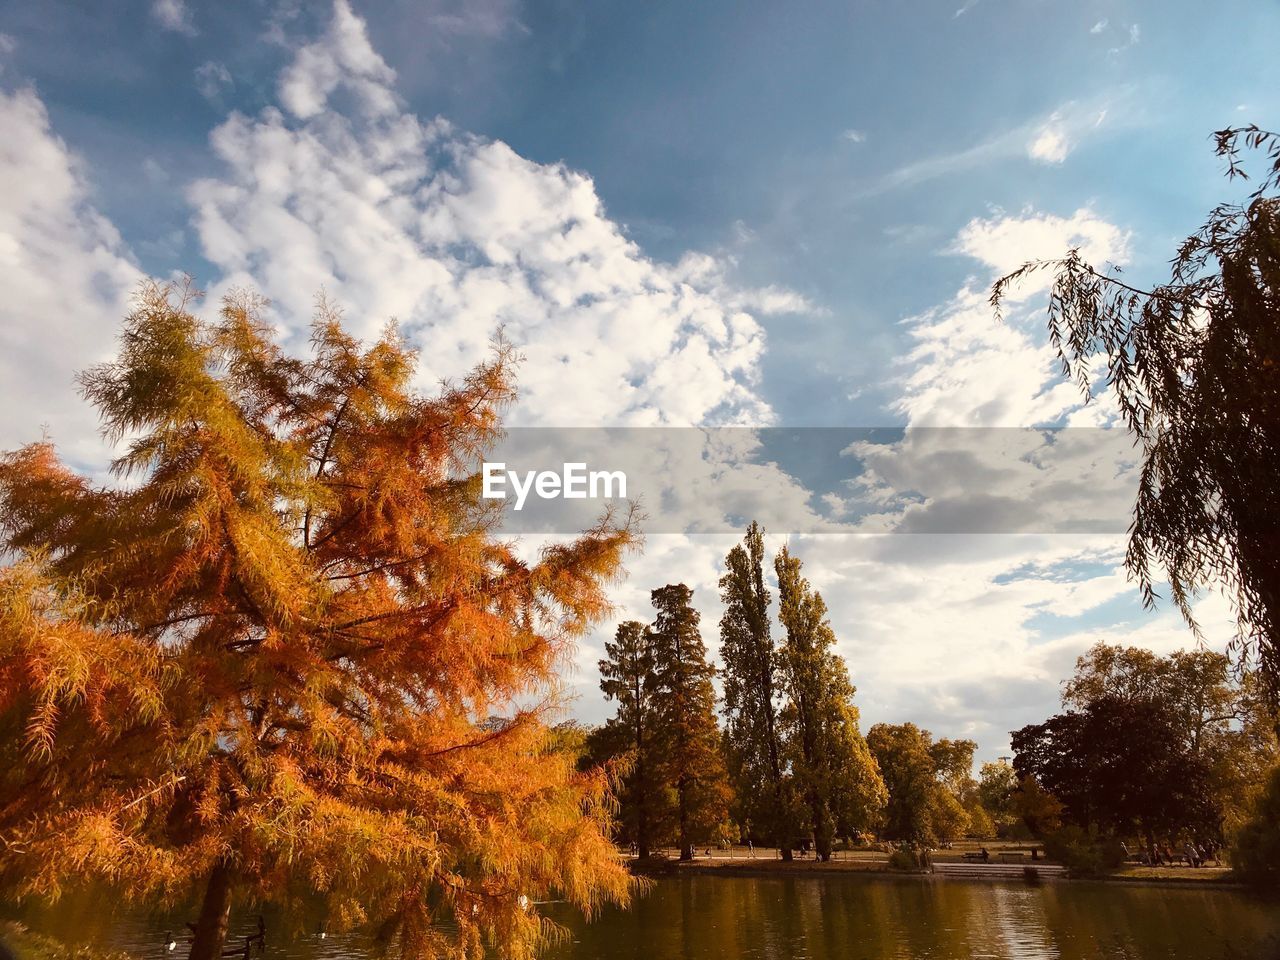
top-left (0, 280), bottom-right (637, 959)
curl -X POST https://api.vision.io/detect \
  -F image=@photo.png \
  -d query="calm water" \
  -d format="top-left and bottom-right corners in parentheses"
top-left (12, 876), bottom-right (1280, 960)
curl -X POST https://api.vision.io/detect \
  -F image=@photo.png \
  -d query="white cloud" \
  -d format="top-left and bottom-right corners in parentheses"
top-left (1090, 18), bottom-right (1108, 34)
top-left (1109, 23), bottom-right (1141, 54)
top-left (0, 88), bottom-right (140, 462)
top-left (189, 0), bottom-right (793, 428)
top-left (277, 0), bottom-right (397, 120)
top-left (952, 207), bottom-right (1128, 284)
top-left (854, 95), bottom-right (1131, 200)
top-left (842, 129), bottom-right (867, 143)
top-left (882, 208), bottom-right (1128, 428)
top-left (1028, 123), bottom-right (1071, 164)
top-left (151, 0), bottom-right (196, 36)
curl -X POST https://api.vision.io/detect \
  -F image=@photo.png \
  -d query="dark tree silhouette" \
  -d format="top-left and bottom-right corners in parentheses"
top-left (992, 126), bottom-right (1280, 706)
top-left (597, 620), bottom-right (663, 858)
top-left (1012, 697), bottom-right (1220, 842)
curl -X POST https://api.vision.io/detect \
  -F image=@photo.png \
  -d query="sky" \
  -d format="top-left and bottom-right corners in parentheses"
top-left (0, 0), bottom-right (1276, 763)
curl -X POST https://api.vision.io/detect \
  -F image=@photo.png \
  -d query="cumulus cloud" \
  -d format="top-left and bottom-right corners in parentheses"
top-left (0, 88), bottom-right (140, 462)
top-left (152, 0), bottom-right (196, 36)
top-left (277, 0), bottom-right (398, 120)
top-left (0, 1), bottom-right (1207, 763)
top-left (189, 0), bottom-right (793, 428)
top-left (842, 129), bottom-right (867, 143)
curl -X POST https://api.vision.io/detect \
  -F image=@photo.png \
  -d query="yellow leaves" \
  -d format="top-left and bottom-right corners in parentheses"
top-left (0, 281), bottom-right (635, 958)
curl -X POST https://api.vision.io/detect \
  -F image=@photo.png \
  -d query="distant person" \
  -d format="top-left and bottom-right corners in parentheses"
top-left (980, 846), bottom-right (990, 863)
top-left (747, 839), bottom-right (755, 858)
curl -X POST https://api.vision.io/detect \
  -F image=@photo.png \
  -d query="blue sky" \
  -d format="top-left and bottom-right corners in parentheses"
top-left (0, 0), bottom-right (1274, 759)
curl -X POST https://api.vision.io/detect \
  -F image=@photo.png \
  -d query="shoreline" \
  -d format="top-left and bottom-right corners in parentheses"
top-left (631, 857), bottom-right (1254, 892)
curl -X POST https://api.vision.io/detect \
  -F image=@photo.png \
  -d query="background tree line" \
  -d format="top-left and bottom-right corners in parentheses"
top-left (588, 523), bottom-right (1010, 862)
top-left (1003, 644), bottom-right (1278, 879)
top-left (587, 529), bottom-right (1280, 886)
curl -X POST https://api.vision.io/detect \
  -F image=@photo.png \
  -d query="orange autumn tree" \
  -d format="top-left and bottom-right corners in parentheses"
top-left (0, 281), bottom-right (637, 960)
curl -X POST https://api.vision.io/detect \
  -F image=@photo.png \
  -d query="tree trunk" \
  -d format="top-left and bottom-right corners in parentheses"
top-left (634, 674), bottom-right (649, 860)
top-left (678, 779), bottom-right (693, 861)
top-left (637, 788), bottom-right (650, 859)
top-left (189, 860), bottom-right (235, 960)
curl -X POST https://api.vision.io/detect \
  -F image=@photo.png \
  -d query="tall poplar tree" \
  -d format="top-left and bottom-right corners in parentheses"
top-left (0, 282), bottom-right (636, 960)
top-left (774, 547), bottom-right (885, 860)
top-left (718, 523), bottom-right (794, 858)
top-left (597, 620), bottom-right (664, 857)
top-left (649, 584), bottom-right (730, 861)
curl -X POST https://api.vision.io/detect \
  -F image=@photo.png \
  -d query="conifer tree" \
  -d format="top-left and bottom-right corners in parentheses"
top-left (718, 523), bottom-right (795, 859)
top-left (0, 282), bottom-right (637, 960)
top-left (597, 620), bottom-right (665, 858)
top-left (648, 584), bottom-right (730, 861)
top-left (774, 547), bottom-right (885, 860)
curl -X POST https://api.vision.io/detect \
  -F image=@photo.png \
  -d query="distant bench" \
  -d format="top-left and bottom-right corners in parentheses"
top-left (960, 851), bottom-right (1033, 863)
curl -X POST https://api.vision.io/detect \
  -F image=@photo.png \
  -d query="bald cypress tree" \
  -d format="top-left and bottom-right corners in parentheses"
top-left (774, 547), bottom-right (885, 860)
top-left (649, 584), bottom-right (730, 861)
top-left (0, 282), bottom-right (636, 960)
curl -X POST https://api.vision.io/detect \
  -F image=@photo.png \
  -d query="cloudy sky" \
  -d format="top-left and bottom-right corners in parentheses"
top-left (0, 0), bottom-right (1275, 762)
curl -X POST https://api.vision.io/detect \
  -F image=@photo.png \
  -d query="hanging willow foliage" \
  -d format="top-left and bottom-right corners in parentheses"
top-left (991, 126), bottom-right (1280, 704)
top-left (0, 281), bottom-right (639, 960)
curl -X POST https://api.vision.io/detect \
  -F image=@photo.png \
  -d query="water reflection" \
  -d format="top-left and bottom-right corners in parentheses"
top-left (8, 876), bottom-right (1279, 960)
top-left (541, 877), bottom-right (1280, 960)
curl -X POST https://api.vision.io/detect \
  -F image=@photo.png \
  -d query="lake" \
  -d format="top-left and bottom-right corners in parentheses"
top-left (12, 875), bottom-right (1280, 960)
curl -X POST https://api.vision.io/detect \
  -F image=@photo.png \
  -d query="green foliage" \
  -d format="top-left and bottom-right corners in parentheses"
top-left (1043, 825), bottom-right (1126, 877)
top-left (597, 621), bottom-right (667, 856)
top-left (991, 126), bottom-right (1280, 702)
top-left (648, 585), bottom-right (731, 860)
top-left (1229, 763), bottom-right (1280, 888)
top-left (718, 523), bottom-right (794, 851)
top-left (866, 722), bottom-right (972, 846)
top-left (978, 760), bottom-right (1020, 835)
top-left (1011, 775), bottom-right (1064, 838)
top-left (1014, 643), bottom-right (1277, 843)
top-left (885, 847), bottom-right (929, 872)
top-left (775, 547), bottom-right (886, 859)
